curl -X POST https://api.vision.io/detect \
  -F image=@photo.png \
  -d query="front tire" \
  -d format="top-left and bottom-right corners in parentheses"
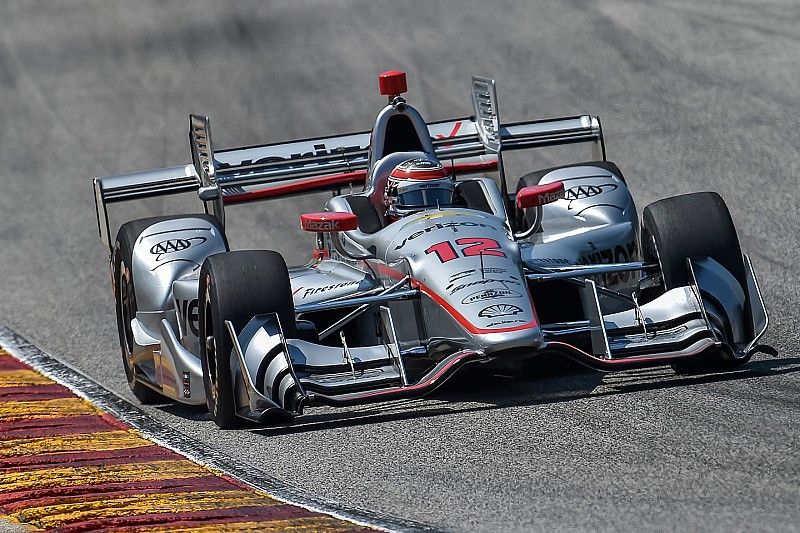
top-left (640, 192), bottom-right (749, 373)
top-left (198, 250), bottom-right (295, 428)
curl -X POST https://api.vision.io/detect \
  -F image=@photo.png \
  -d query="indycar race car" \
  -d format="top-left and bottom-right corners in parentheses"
top-left (94, 71), bottom-right (771, 428)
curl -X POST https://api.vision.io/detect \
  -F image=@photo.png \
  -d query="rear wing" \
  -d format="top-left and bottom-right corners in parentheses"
top-left (94, 77), bottom-right (604, 253)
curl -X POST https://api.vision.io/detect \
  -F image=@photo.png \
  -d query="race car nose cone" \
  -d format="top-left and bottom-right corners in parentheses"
top-left (379, 70), bottom-right (407, 96)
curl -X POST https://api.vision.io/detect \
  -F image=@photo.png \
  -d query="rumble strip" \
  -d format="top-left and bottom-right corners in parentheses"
top-left (0, 326), bottom-right (432, 533)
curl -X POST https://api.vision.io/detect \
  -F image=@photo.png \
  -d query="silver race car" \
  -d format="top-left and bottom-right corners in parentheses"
top-left (94, 71), bottom-right (771, 428)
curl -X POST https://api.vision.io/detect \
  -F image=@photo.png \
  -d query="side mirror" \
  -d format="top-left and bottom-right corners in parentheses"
top-left (300, 212), bottom-right (358, 232)
top-left (516, 181), bottom-right (565, 209)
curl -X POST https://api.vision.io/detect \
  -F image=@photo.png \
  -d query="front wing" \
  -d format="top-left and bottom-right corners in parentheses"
top-left (224, 254), bottom-right (769, 421)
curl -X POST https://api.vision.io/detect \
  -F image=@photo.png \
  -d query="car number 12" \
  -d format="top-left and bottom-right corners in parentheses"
top-left (424, 237), bottom-right (506, 263)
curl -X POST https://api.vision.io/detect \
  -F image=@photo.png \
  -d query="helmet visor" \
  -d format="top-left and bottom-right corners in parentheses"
top-left (396, 187), bottom-right (454, 208)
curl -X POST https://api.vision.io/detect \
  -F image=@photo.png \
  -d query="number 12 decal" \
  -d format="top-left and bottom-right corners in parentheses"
top-left (425, 238), bottom-right (506, 263)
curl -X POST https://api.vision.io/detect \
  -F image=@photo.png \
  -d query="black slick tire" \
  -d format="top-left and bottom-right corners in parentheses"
top-left (198, 250), bottom-right (295, 428)
top-left (640, 192), bottom-right (748, 373)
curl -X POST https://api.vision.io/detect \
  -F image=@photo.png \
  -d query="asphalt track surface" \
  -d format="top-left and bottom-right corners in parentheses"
top-left (0, 1), bottom-right (798, 531)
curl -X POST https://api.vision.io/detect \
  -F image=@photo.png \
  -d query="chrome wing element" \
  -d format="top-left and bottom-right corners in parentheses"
top-left (189, 114), bottom-right (225, 227)
top-left (536, 255), bottom-right (771, 369)
top-left (227, 315), bottom-right (305, 421)
top-left (229, 308), bottom-right (488, 420)
top-left (93, 76), bottom-right (606, 253)
top-left (471, 76), bottom-right (502, 153)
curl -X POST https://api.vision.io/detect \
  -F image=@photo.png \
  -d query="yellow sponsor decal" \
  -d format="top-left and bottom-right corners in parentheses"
top-left (0, 430), bottom-right (152, 457)
top-left (0, 398), bottom-right (97, 422)
top-left (13, 490), bottom-right (281, 530)
top-left (401, 210), bottom-right (462, 228)
top-left (0, 459), bottom-right (208, 493)
top-left (0, 370), bottom-right (53, 387)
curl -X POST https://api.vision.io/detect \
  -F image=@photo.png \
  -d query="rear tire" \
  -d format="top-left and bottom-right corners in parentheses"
top-left (113, 215), bottom-right (225, 403)
top-left (640, 192), bottom-right (748, 373)
top-left (198, 250), bottom-right (295, 428)
top-left (112, 217), bottom-right (184, 403)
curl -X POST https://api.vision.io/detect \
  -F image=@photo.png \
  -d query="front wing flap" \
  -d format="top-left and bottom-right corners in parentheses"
top-left (540, 254), bottom-right (770, 369)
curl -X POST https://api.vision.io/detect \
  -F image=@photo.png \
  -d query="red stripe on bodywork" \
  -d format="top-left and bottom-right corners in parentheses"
top-left (0, 414), bottom-right (123, 439)
top-left (435, 120), bottom-right (463, 142)
top-left (1, 475), bottom-right (236, 511)
top-left (0, 384), bottom-right (76, 402)
top-left (371, 262), bottom-right (407, 282)
top-left (371, 263), bottom-right (537, 334)
top-left (332, 349), bottom-right (479, 403)
top-left (447, 160), bottom-right (497, 174)
top-left (224, 171), bottom-right (366, 204)
top-left (0, 444), bottom-right (182, 471)
top-left (53, 504), bottom-right (320, 533)
top-left (223, 160), bottom-right (498, 204)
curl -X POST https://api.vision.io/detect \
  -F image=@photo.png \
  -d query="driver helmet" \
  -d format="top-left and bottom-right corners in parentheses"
top-left (384, 158), bottom-right (456, 220)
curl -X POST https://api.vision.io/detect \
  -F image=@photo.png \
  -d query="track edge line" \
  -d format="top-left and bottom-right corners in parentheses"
top-left (0, 323), bottom-right (441, 533)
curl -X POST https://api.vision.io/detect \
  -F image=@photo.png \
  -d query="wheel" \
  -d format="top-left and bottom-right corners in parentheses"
top-left (113, 217), bottom-right (176, 403)
top-left (113, 214), bottom-right (225, 403)
top-left (640, 192), bottom-right (749, 373)
top-left (198, 250), bottom-right (295, 428)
